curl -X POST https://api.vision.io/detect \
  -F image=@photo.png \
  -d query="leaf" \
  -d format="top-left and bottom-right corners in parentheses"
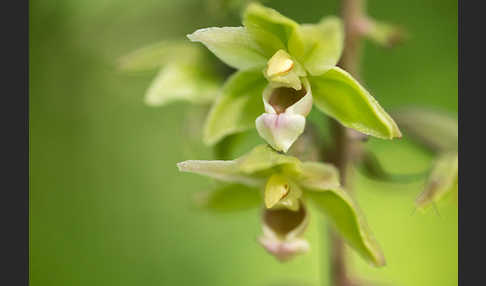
top-left (144, 63), bottom-right (221, 106)
top-left (196, 184), bottom-right (261, 213)
top-left (306, 188), bottom-right (386, 267)
top-left (187, 26), bottom-right (268, 70)
top-left (301, 16), bottom-right (344, 76)
top-left (118, 41), bottom-right (201, 72)
top-left (416, 153), bottom-right (458, 210)
top-left (310, 67), bottom-right (401, 139)
top-left (203, 69), bottom-right (267, 145)
top-left (243, 3), bottom-right (305, 59)
top-left (392, 107), bottom-right (458, 153)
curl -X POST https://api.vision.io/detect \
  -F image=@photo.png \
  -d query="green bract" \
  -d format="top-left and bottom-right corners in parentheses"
top-left (416, 153), bottom-right (458, 210)
top-left (392, 108), bottom-right (458, 209)
top-left (392, 107), bottom-right (458, 153)
top-left (177, 145), bottom-right (385, 266)
top-left (188, 3), bottom-right (401, 152)
top-left (118, 40), bottom-right (222, 107)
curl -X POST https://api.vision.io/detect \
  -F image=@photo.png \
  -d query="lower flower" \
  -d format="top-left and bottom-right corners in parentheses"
top-left (259, 201), bottom-right (310, 261)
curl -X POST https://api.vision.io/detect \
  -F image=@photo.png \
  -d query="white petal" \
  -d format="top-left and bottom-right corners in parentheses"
top-left (255, 113), bottom-right (306, 153)
top-left (261, 78), bottom-right (313, 116)
top-left (259, 236), bottom-right (309, 262)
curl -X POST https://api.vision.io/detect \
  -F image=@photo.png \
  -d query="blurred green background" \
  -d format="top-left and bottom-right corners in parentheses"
top-left (30, 0), bottom-right (457, 285)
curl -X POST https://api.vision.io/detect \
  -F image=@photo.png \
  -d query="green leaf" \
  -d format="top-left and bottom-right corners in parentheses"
top-left (416, 153), bottom-right (458, 210)
top-left (203, 69), bottom-right (267, 145)
top-left (144, 63), bottom-right (221, 106)
top-left (187, 26), bottom-right (268, 70)
top-left (196, 184), bottom-right (261, 213)
top-left (118, 41), bottom-right (201, 72)
top-left (392, 107), bottom-right (458, 153)
top-left (306, 188), bottom-right (386, 267)
top-left (310, 67), bottom-right (401, 139)
top-left (243, 3), bottom-right (304, 59)
top-left (301, 16), bottom-right (344, 76)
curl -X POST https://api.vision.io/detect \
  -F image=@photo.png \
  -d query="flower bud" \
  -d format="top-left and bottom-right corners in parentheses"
top-left (256, 78), bottom-right (312, 152)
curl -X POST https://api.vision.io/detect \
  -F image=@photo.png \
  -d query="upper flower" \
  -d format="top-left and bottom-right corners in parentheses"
top-left (188, 3), bottom-right (401, 152)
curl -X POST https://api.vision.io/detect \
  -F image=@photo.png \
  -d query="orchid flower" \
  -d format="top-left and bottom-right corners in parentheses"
top-left (177, 145), bottom-right (385, 265)
top-left (188, 3), bottom-right (401, 152)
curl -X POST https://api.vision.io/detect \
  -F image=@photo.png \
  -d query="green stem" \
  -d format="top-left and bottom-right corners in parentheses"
top-left (326, 0), bottom-right (366, 285)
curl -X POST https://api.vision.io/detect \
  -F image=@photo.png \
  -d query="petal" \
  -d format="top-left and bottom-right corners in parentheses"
top-left (259, 236), bottom-right (309, 262)
top-left (255, 113), bottom-right (306, 153)
top-left (203, 69), bottom-right (267, 145)
top-left (301, 17), bottom-right (344, 76)
top-left (258, 202), bottom-right (310, 261)
top-left (285, 78), bottom-right (313, 116)
top-left (262, 78), bottom-right (313, 116)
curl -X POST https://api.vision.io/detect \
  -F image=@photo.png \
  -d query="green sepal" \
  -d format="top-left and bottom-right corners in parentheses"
top-left (118, 41), bottom-right (201, 72)
top-left (392, 107), bottom-right (458, 153)
top-left (306, 188), bottom-right (386, 267)
top-left (203, 69), bottom-right (267, 145)
top-left (196, 184), bottom-right (261, 213)
top-left (144, 62), bottom-right (221, 106)
top-left (243, 3), bottom-right (305, 59)
top-left (310, 67), bottom-right (401, 139)
top-left (416, 153), bottom-right (458, 210)
top-left (177, 145), bottom-right (340, 190)
top-left (187, 26), bottom-right (268, 70)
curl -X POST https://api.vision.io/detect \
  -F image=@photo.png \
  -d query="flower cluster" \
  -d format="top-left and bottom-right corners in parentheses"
top-left (175, 3), bottom-right (401, 264)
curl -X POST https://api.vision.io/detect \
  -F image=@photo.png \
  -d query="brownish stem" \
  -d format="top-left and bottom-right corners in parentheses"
top-left (327, 0), bottom-right (366, 286)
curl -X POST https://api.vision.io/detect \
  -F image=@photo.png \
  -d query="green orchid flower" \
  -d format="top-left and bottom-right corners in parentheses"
top-left (177, 145), bottom-right (385, 265)
top-left (188, 3), bottom-right (401, 152)
top-left (118, 40), bottom-right (223, 107)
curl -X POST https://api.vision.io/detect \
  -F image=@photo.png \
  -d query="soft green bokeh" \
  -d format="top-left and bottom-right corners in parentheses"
top-left (30, 0), bottom-right (457, 285)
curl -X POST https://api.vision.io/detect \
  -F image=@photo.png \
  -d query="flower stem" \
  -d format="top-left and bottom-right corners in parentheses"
top-left (325, 0), bottom-right (366, 285)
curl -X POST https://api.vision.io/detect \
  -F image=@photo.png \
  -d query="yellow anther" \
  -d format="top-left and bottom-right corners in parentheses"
top-left (266, 50), bottom-right (294, 77)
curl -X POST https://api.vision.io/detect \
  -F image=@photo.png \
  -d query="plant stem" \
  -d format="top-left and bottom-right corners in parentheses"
top-left (326, 0), bottom-right (366, 285)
